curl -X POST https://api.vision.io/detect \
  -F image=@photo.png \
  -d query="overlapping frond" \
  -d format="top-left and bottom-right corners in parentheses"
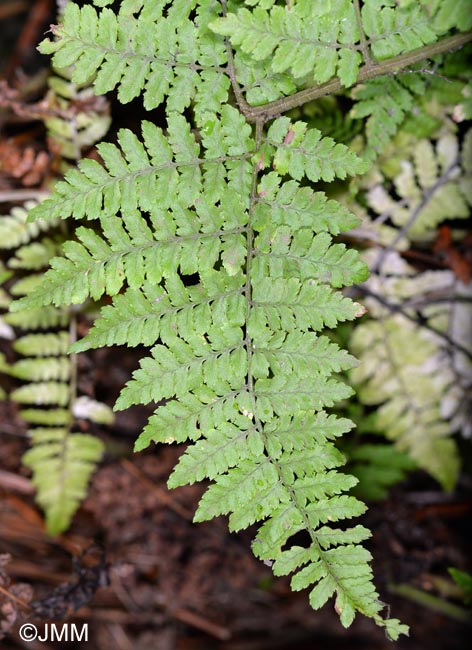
top-left (39, 1), bottom-right (229, 114)
top-left (349, 252), bottom-right (472, 491)
top-left (30, 108), bottom-right (252, 222)
top-left (0, 202), bottom-right (109, 535)
top-left (23, 429), bottom-right (104, 534)
top-left (350, 74), bottom-right (427, 161)
top-left (365, 128), bottom-right (471, 237)
top-left (210, 0), bottom-right (436, 89)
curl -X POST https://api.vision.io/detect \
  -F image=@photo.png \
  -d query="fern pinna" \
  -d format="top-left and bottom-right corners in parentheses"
top-left (16, 0), bottom-right (472, 637)
top-left (0, 203), bottom-right (111, 535)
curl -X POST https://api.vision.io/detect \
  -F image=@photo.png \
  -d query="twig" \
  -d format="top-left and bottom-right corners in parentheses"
top-left (0, 583), bottom-right (31, 610)
top-left (245, 31), bottom-right (472, 121)
top-left (0, 469), bottom-right (35, 495)
top-left (354, 0), bottom-right (374, 67)
top-left (106, 624), bottom-right (134, 650)
top-left (0, 79), bottom-right (75, 122)
top-left (0, 189), bottom-right (49, 203)
top-left (356, 284), bottom-right (472, 361)
top-left (173, 607), bottom-right (231, 641)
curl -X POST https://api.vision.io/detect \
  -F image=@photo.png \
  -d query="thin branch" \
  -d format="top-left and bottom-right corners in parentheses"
top-left (0, 189), bottom-right (49, 203)
top-left (221, 0), bottom-right (251, 115)
top-left (356, 284), bottom-right (472, 361)
top-left (0, 583), bottom-right (31, 610)
top-left (242, 31), bottom-right (472, 121)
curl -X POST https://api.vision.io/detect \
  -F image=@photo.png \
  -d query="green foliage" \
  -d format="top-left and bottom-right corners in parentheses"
top-left (430, 0), bottom-right (472, 33)
top-left (45, 69), bottom-right (111, 162)
top-left (448, 568), bottom-right (472, 607)
top-left (348, 443), bottom-right (416, 501)
top-left (14, 0), bottom-right (472, 637)
top-left (0, 201), bottom-right (109, 535)
top-left (39, 1), bottom-right (229, 115)
top-left (350, 73), bottom-right (428, 162)
top-left (363, 128), bottom-right (472, 237)
top-left (210, 1), bottom-right (436, 88)
top-left (0, 1), bottom-right (112, 534)
top-left (0, 201), bottom-right (57, 248)
top-left (23, 428), bottom-right (103, 534)
top-left (349, 258), bottom-right (472, 491)
top-left (346, 119), bottom-right (472, 488)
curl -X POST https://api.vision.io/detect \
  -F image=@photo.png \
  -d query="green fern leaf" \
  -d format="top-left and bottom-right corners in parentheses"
top-left (349, 251), bottom-right (471, 490)
top-left (266, 117), bottom-right (368, 181)
top-left (39, 2), bottom-right (229, 114)
top-left (20, 408), bottom-right (71, 426)
top-left (14, 332), bottom-right (70, 357)
top-left (364, 128), bottom-right (471, 236)
top-left (8, 357), bottom-right (70, 382)
top-left (211, 1), bottom-right (437, 88)
top-left (4, 306), bottom-right (69, 331)
top-left (8, 240), bottom-right (61, 271)
top-left (23, 430), bottom-right (104, 535)
top-left (0, 202), bottom-right (56, 249)
top-left (361, 1), bottom-right (436, 60)
top-left (431, 0), bottom-right (472, 32)
top-left (23, 0), bottom-right (472, 635)
top-left (11, 381), bottom-right (70, 406)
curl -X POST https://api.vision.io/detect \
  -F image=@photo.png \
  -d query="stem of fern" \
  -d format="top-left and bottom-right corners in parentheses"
top-left (243, 31), bottom-right (472, 121)
top-left (353, 0), bottom-right (374, 67)
top-left (55, 311), bottom-right (78, 505)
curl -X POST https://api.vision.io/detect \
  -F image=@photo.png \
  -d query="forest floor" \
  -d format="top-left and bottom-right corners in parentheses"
top-left (1, 2), bottom-right (471, 649)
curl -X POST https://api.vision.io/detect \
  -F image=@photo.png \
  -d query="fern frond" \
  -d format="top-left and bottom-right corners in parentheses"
top-left (364, 128), bottom-right (471, 237)
top-left (265, 117), bottom-right (368, 181)
top-left (350, 252), bottom-right (472, 490)
top-left (29, 109), bottom-right (252, 223)
top-left (8, 240), bottom-right (61, 270)
top-left (8, 357), bottom-right (70, 382)
top-left (39, 2), bottom-right (229, 114)
top-left (431, 0), bottom-right (472, 33)
top-left (13, 331), bottom-right (70, 357)
top-left (22, 0), bottom-right (469, 635)
top-left (11, 381), bottom-right (70, 406)
top-left (0, 202), bottom-right (56, 249)
top-left (235, 51), bottom-right (296, 106)
top-left (254, 173), bottom-right (361, 235)
top-left (45, 70), bottom-right (111, 162)
top-left (350, 74), bottom-right (426, 161)
top-left (361, 1), bottom-right (437, 60)
top-left (210, 1), bottom-right (436, 88)
top-left (20, 408), bottom-right (71, 426)
top-left (4, 306), bottom-right (69, 330)
top-left (73, 273), bottom-right (244, 351)
top-left (23, 430), bottom-right (104, 535)
top-left (348, 443), bottom-right (417, 500)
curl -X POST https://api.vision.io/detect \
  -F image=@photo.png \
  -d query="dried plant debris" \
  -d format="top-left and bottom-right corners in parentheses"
top-left (29, 546), bottom-right (108, 620)
top-left (0, 554), bottom-right (33, 640)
